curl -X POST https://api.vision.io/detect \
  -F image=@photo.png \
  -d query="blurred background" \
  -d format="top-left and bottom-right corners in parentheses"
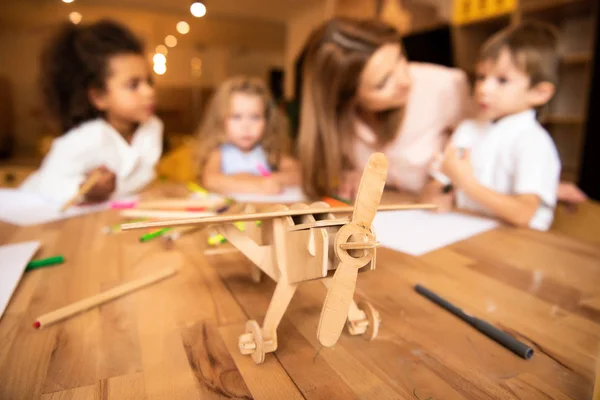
top-left (0, 0), bottom-right (597, 196)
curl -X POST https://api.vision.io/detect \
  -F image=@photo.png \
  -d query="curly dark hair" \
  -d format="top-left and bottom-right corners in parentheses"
top-left (40, 19), bottom-right (144, 134)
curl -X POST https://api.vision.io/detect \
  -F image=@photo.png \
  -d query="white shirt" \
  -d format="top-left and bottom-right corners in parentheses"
top-left (219, 143), bottom-right (271, 176)
top-left (450, 109), bottom-right (561, 231)
top-left (20, 116), bottom-right (163, 204)
top-left (353, 62), bottom-right (471, 193)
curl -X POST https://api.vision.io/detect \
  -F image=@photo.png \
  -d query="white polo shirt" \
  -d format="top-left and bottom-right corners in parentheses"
top-left (20, 116), bottom-right (163, 204)
top-left (450, 109), bottom-right (561, 231)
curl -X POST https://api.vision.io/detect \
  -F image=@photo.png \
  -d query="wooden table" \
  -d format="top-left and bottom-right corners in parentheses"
top-left (1, 192), bottom-right (599, 399)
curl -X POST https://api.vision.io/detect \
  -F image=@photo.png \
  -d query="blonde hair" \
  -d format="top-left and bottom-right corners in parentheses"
top-left (297, 17), bottom-right (404, 198)
top-left (195, 76), bottom-right (290, 181)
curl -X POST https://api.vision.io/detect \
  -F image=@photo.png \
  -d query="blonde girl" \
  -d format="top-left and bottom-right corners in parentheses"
top-left (196, 76), bottom-right (300, 195)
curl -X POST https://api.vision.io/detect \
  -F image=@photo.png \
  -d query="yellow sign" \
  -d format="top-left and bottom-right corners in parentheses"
top-left (453, 0), bottom-right (516, 25)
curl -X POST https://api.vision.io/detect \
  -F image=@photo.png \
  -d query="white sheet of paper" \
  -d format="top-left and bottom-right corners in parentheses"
top-left (0, 241), bottom-right (41, 319)
top-left (0, 189), bottom-right (136, 227)
top-left (373, 210), bottom-right (499, 256)
top-left (227, 186), bottom-right (307, 204)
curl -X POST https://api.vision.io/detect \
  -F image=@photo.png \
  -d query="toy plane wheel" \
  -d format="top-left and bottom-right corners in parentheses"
top-left (359, 301), bottom-right (381, 341)
top-left (238, 320), bottom-right (266, 364)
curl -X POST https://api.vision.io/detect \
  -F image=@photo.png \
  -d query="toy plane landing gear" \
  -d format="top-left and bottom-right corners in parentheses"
top-left (122, 153), bottom-right (436, 364)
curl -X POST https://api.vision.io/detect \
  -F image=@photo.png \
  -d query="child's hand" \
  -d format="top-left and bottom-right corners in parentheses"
top-left (261, 177), bottom-right (282, 195)
top-left (430, 192), bottom-right (454, 213)
top-left (84, 166), bottom-right (116, 202)
top-left (420, 181), bottom-right (454, 213)
top-left (557, 181), bottom-right (587, 206)
top-left (338, 170), bottom-right (361, 200)
top-left (441, 146), bottom-right (473, 188)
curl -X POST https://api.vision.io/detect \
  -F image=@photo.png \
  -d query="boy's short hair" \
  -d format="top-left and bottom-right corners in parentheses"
top-left (479, 21), bottom-right (560, 86)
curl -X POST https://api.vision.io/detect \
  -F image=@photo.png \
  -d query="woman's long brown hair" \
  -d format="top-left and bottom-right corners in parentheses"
top-left (297, 17), bottom-right (403, 198)
top-left (195, 76), bottom-right (290, 182)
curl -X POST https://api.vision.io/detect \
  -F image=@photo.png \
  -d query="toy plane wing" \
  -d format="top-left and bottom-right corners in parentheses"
top-left (120, 203), bottom-right (436, 231)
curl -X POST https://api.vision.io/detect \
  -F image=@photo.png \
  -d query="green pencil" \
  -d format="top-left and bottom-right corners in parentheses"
top-left (139, 227), bottom-right (172, 242)
top-left (26, 255), bottom-right (65, 271)
top-left (331, 194), bottom-right (352, 205)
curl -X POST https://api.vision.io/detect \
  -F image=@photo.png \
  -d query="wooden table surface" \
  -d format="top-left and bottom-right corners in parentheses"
top-left (1, 191), bottom-right (599, 400)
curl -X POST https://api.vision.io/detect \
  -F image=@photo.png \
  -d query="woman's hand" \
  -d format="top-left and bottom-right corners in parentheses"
top-left (84, 166), bottom-right (116, 202)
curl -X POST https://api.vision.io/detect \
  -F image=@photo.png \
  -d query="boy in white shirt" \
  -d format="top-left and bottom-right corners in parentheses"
top-left (423, 21), bottom-right (561, 231)
top-left (20, 20), bottom-right (162, 205)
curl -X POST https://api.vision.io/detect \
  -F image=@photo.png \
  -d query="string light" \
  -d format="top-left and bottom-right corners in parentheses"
top-left (153, 63), bottom-right (166, 75)
top-left (176, 21), bottom-right (190, 35)
top-left (165, 35), bottom-right (177, 48)
top-left (69, 11), bottom-right (82, 24)
top-left (190, 2), bottom-right (207, 17)
top-left (155, 45), bottom-right (168, 55)
top-left (191, 57), bottom-right (202, 78)
top-left (191, 58), bottom-right (202, 70)
top-left (153, 53), bottom-right (166, 64)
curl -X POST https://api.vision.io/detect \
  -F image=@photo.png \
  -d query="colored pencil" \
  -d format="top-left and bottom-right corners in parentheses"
top-left (110, 200), bottom-right (137, 209)
top-left (60, 170), bottom-right (103, 212)
top-left (187, 182), bottom-right (209, 197)
top-left (256, 164), bottom-right (271, 177)
top-left (33, 267), bottom-right (177, 329)
top-left (26, 255), bottom-right (65, 271)
top-left (208, 233), bottom-right (227, 246)
top-left (204, 247), bottom-right (238, 256)
top-left (102, 218), bottom-right (147, 234)
top-left (323, 196), bottom-right (351, 207)
top-left (139, 227), bottom-right (172, 242)
top-left (136, 198), bottom-right (223, 210)
top-left (162, 226), bottom-right (203, 242)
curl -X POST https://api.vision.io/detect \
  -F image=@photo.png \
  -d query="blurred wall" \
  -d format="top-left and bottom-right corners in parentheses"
top-left (283, 0), bottom-right (449, 100)
top-left (284, 2), bottom-right (331, 100)
top-left (0, 2), bottom-right (285, 156)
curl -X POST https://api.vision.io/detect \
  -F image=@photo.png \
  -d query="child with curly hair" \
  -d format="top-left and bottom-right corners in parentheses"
top-left (21, 19), bottom-right (162, 204)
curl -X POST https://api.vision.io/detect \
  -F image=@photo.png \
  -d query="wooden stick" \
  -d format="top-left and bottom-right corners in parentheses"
top-left (203, 247), bottom-right (239, 256)
top-left (33, 267), bottom-right (177, 329)
top-left (136, 198), bottom-right (226, 210)
top-left (120, 209), bottom-right (215, 220)
top-left (162, 226), bottom-right (204, 245)
top-left (121, 203), bottom-right (437, 231)
top-left (60, 170), bottom-right (103, 212)
top-left (340, 242), bottom-right (380, 250)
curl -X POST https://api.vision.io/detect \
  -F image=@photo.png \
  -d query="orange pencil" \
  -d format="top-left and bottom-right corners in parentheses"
top-left (322, 196), bottom-right (352, 208)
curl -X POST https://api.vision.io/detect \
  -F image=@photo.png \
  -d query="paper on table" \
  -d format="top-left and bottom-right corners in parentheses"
top-left (373, 210), bottom-right (499, 256)
top-left (0, 241), bottom-right (40, 319)
top-left (228, 186), bottom-right (307, 204)
top-left (0, 188), bottom-right (137, 227)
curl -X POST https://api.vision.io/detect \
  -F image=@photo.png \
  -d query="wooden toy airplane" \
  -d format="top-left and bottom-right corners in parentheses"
top-left (122, 153), bottom-right (436, 364)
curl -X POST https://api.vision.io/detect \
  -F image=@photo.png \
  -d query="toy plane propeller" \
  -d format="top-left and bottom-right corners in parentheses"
top-left (122, 153), bottom-right (436, 364)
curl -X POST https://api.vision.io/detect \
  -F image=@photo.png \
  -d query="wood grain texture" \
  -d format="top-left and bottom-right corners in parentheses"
top-left (0, 191), bottom-right (598, 399)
